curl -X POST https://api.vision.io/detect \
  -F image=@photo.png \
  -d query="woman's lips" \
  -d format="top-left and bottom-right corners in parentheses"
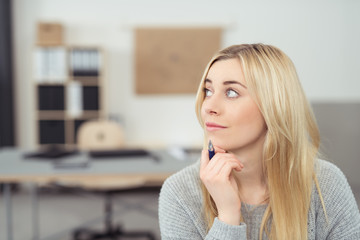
top-left (205, 122), bottom-right (227, 131)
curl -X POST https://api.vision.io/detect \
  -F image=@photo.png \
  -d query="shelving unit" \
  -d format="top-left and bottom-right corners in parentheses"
top-left (33, 46), bottom-right (105, 148)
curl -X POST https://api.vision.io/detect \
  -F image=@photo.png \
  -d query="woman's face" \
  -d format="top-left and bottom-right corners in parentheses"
top-left (201, 58), bottom-right (267, 154)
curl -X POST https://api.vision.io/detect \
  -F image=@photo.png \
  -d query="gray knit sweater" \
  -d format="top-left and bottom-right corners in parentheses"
top-left (159, 159), bottom-right (360, 239)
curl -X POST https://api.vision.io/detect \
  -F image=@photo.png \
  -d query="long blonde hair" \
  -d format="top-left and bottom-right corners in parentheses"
top-left (195, 44), bottom-right (323, 239)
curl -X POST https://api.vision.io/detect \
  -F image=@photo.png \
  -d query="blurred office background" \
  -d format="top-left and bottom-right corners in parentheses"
top-left (1, 0), bottom-right (359, 239)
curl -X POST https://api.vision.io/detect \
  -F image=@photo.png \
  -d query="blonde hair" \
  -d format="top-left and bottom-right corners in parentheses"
top-left (195, 44), bottom-right (324, 239)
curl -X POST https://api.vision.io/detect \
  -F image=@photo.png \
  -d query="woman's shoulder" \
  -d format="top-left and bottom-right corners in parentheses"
top-left (160, 160), bottom-right (202, 200)
top-left (312, 159), bottom-right (360, 235)
top-left (159, 160), bottom-right (208, 238)
top-left (314, 159), bottom-right (354, 199)
top-left (315, 159), bottom-right (350, 188)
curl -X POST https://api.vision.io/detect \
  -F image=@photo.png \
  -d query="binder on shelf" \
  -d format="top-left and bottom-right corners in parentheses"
top-left (67, 81), bottom-right (83, 117)
top-left (34, 48), bottom-right (46, 82)
top-left (90, 50), bottom-right (100, 76)
top-left (34, 47), bottom-right (67, 83)
top-left (49, 48), bottom-right (67, 82)
top-left (70, 48), bottom-right (100, 77)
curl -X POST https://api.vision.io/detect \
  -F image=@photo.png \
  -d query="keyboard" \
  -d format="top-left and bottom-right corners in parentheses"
top-left (24, 150), bottom-right (78, 159)
top-left (89, 149), bottom-right (151, 158)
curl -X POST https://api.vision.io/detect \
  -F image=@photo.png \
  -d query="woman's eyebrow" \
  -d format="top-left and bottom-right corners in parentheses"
top-left (204, 79), bottom-right (247, 89)
top-left (223, 80), bottom-right (247, 89)
top-left (204, 78), bottom-right (212, 84)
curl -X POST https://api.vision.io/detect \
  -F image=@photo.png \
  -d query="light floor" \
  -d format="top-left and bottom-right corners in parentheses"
top-left (1, 185), bottom-right (360, 240)
top-left (0, 186), bottom-right (161, 240)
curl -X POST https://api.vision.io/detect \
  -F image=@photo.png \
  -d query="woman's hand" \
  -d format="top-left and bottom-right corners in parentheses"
top-left (200, 146), bottom-right (244, 225)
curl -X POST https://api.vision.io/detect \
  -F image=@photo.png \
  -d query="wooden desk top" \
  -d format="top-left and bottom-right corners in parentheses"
top-left (0, 148), bottom-right (198, 190)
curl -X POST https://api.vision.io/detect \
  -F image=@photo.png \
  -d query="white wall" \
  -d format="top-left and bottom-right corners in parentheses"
top-left (12, 0), bottom-right (360, 150)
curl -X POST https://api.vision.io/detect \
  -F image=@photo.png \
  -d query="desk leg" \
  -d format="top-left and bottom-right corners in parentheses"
top-left (4, 183), bottom-right (13, 240)
top-left (31, 183), bottom-right (39, 240)
top-left (105, 192), bottom-right (113, 233)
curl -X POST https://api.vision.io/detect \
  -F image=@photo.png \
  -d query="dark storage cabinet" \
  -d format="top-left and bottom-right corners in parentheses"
top-left (39, 120), bottom-right (65, 144)
top-left (38, 86), bottom-right (65, 110)
top-left (83, 86), bottom-right (99, 110)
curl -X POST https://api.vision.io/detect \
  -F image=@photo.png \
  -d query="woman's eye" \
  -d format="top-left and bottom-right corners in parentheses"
top-left (204, 88), bottom-right (213, 97)
top-left (226, 89), bottom-right (239, 98)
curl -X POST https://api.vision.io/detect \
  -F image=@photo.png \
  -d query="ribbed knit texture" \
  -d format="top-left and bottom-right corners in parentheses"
top-left (159, 159), bottom-right (360, 239)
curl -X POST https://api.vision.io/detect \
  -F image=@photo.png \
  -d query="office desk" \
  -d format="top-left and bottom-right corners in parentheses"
top-left (0, 148), bottom-right (198, 240)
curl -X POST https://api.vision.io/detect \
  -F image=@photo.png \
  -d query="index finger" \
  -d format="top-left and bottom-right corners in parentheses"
top-left (213, 146), bottom-right (226, 154)
top-left (200, 149), bottom-right (210, 171)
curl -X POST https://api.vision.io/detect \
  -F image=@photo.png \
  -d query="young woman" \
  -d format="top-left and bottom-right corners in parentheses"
top-left (158, 44), bottom-right (360, 239)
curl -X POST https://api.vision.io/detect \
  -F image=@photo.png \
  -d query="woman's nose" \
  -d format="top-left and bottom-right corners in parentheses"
top-left (204, 98), bottom-right (220, 116)
top-left (207, 108), bottom-right (218, 115)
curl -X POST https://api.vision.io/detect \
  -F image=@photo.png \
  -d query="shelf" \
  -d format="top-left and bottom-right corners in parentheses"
top-left (66, 111), bottom-right (100, 119)
top-left (33, 45), bottom-right (104, 147)
top-left (35, 82), bottom-right (68, 86)
top-left (70, 76), bottom-right (100, 86)
top-left (38, 111), bottom-right (65, 120)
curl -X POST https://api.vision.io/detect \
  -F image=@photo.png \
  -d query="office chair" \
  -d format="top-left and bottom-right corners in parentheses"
top-left (77, 120), bottom-right (125, 151)
top-left (73, 120), bottom-right (156, 240)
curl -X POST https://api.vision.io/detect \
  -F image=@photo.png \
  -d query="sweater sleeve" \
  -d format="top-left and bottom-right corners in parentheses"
top-left (159, 166), bottom-right (248, 240)
top-left (208, 218), bottom-right (247, 239)
top-left (315, 160), bottom-right (360, 239)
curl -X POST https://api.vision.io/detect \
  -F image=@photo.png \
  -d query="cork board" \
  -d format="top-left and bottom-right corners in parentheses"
top-left (135, 27), bottom-right (222, 94)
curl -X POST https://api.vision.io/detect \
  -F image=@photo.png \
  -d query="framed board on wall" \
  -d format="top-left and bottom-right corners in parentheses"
top-left (135, 27), bottom-right (222, 94)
